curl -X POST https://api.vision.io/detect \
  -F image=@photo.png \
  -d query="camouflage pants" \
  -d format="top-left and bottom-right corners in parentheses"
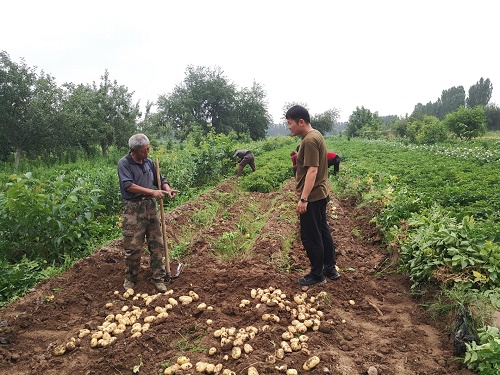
top-left (122, 199), bottom-right (166, 282)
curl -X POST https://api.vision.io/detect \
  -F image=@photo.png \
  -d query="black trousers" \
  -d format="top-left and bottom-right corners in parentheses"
top-left (299, 197), bottom-right (337, 279)
top-left (328, 155), bottom-right (341, 174)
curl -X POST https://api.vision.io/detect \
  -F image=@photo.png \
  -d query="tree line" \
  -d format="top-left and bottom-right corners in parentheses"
top-left (1, 51), bottom-right (341, 168)
top-left (3, 49), bottom-right (497, 168)
top-left (345, 78), bottom-right (500, 143)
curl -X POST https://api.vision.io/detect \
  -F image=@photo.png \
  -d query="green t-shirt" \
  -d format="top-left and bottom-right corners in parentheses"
top-left (295, 129), bottom-right (329, 202)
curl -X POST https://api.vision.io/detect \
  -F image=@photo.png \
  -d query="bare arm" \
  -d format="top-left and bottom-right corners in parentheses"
top-left (297, 166), bottom-right (318, 214)
top-left (126, 183), bottom-right (179, 200)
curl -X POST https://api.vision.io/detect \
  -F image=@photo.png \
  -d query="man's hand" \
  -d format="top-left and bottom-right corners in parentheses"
top-left (297, 200), bottom-right (308, 214)
top-left (162, 188), bottom-right (179, 199)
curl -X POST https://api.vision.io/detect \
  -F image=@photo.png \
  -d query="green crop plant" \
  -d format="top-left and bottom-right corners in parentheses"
top-left (191, 201), bottom-right (220, 225)
top-left (464, 326), bottom-right (500, 375)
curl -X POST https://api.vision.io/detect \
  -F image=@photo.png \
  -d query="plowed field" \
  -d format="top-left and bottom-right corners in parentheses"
top-left (0, 179), bottom-right (473, 375)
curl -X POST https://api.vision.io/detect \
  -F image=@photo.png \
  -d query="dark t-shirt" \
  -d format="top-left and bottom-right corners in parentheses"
top-left (117, 154), bottom-right (168, 199)
top-left (295, 130), bottom-right (329, 202)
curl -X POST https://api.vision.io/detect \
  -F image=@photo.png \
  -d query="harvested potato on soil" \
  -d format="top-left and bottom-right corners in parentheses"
top-left (303, 355), bottom-right (320, 371)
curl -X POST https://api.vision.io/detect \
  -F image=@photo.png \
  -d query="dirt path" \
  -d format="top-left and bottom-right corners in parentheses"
top-left (0, 179), bottom-right (473, 375)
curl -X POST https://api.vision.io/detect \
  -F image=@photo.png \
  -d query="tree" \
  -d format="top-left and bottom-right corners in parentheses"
top-left (346, 106), bottom-right (383, 138)
top-left (61, 71), bottom-right (140, 156)
top-left (156, 65), bottom-right (271, 140)
top-left (407, 115), bottom-right (447, 144)
top-left (443, 106), bottom-right (487, 140)
top-left (0, 51), bottom-right (62, 167)
top-left (94, 70), bottom-right (140, 155)
top-left (484, 104), bottom-right (500, 131)
top-left (411, 86), bottom-right (465, 121)
top-left (467, 77), bottom-right (493, 108)
top-left (233, 81), bottom-right (271, 140)
top-left (440, 86), bottom-right (465, 119)
top-left (156, 65), bottom-right (237, 140)
top-left (311, 108), bottom-right (340, 134)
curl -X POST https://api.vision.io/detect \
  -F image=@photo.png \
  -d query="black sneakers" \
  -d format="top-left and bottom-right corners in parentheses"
top-left (324, 270), bottom-right (341, 280)
top-left (297, 274), bottom-right (327, 286)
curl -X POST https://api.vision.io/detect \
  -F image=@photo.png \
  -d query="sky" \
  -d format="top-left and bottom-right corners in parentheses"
top-left (2, 0), bottom-right (499, 123)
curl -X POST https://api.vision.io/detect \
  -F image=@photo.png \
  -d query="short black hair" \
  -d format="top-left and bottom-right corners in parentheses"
top-left (285, 105), bottom-right (310, 123)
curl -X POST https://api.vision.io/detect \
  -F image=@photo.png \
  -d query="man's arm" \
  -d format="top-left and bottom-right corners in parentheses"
top-left (297, 166), bottom-right (318, 213)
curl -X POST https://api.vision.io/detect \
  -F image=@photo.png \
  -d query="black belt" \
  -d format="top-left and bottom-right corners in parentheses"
top-left (126, 196), bottom-right (153, 202)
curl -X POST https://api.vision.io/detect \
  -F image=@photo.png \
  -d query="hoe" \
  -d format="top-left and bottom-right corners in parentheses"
top-left (155, 158), bottom-right (183, 281)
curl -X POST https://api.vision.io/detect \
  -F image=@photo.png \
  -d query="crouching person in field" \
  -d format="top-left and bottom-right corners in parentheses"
top-left (327, 151), bottom-right (341, 175)
top-left (117, 133), bottom-right (178, 292)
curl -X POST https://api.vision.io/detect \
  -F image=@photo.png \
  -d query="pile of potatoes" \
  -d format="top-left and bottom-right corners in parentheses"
top-left (61, 287), bottom-right (204, 352)
top-left (244, 287), bottom-right (324, 372)
top-left (163, 356), bottom-right (236, 375)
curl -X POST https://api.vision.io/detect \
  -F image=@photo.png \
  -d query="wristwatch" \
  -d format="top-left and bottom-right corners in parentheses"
top-left (300, 197), bottom-right (308, 203)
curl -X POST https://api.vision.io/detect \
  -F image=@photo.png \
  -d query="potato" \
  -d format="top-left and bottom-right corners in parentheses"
top-left (302, 356), bottom-right (320, 371)
top-left (206, 363), bottom-right (216, 373)
top-left (168, 297), bottom-right (178, 306)
top-left (248, 366), bottom-right (259, 375)
top-left (156, 312), bottom-right (169, 322)
top-left (65, 337), bottom-right (77, 351)
top-left (177, 356), bottom-right (190, 365)
top-left (206, 319), bottom-right (213, 325)
top-left (105, 314), bottom-right (115, 322)
top-left (231, 346), bottom-right (241, 359)
top-left (143, 315), bottom-right (156, 323)
top-left (301, 347), bottom-right (311, 355)
top-left (208, 347), bottom-right (217, 356)
top-left (290, 340), bottom-right (301, 352)
top-left (196, 362), bottom-right (208, 372)
top-left (78, 329), bottom-right (91, 338)
top-left (286, 369), bottom-right (298, 375)
top-left (282, 331), bottom-right (294, 340)
top-left (280, 341), bottom-right (292, 353)
top-left (105, 302), bottom-right (113, 308)
top-left (265, 355), bottom-right (276, 364)
top-left (180, 362), bottom-right (192, 370)
top-left (155, 306), bottom-right (166, 313)
top-left (197, 302), bottom-right (207, 310)
top-left (275, 348), bottom-right (285, 360)
top-left (90, 337), bottom-right (98, 348)
top-left (178, 295), bottom-right (193, 304)
top-left (294, 295), bottom-right (304, 305)
top-left (296, 323), bottom-right (308, 333)
top-left (53, 344), bottom-right (67, 356)
top-left (188, 290), bottom-right (200, 301)
top-left (163, 364), bottom-right (179, 375)
top-left (243, 343), bottom-right (253, 353)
